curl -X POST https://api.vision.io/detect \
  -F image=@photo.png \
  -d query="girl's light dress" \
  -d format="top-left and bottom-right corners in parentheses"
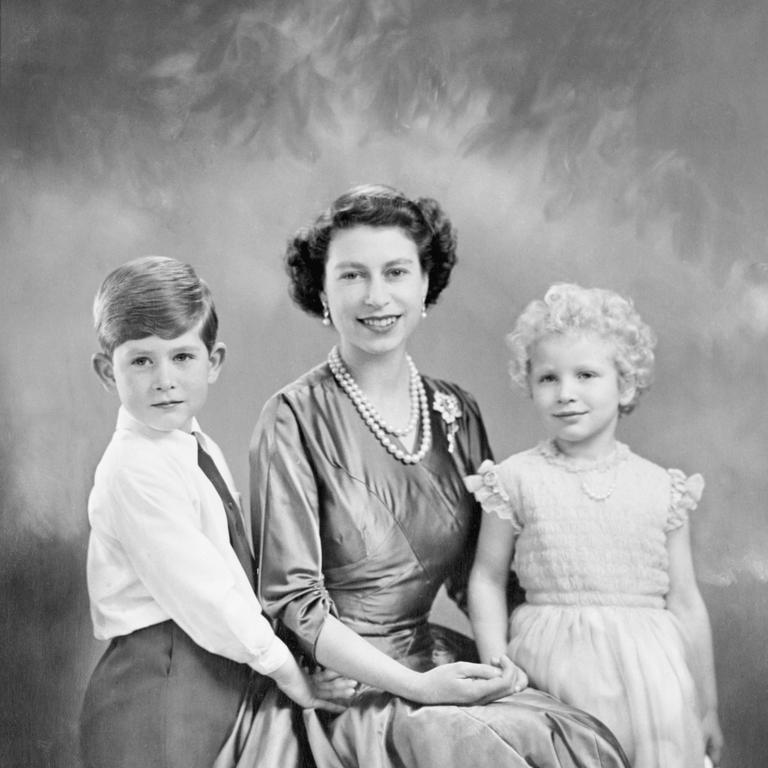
top-left (467, 440), bottom-right (705, 768)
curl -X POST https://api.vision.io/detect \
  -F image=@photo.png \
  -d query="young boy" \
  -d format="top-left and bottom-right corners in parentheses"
top-left (80, 256), bottom-right (334, 768)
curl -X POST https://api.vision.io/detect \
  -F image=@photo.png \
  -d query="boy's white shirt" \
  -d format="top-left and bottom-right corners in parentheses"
top-left (86, 407), bottom-right (290, 675)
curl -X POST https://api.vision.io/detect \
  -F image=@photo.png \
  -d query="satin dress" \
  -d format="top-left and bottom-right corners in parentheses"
top-left (220, 363), bottom-right (629, 768)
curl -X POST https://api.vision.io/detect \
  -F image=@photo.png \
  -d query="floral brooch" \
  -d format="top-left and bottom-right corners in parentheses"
top-left (433, 391), bottom-right (462, 454)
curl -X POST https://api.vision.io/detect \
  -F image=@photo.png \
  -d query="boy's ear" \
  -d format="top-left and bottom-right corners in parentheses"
top-left (207, 342), bottom-right (226, 384)
top-left (92, 353), bottom-right (117, 392)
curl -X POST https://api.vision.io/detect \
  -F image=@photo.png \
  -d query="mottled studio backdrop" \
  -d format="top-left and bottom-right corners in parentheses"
top-left (2, 1), bottom-right (767, 766)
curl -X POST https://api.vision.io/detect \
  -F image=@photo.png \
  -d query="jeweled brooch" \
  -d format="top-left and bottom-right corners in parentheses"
top-left (433, 392), bottom-right (462, 454)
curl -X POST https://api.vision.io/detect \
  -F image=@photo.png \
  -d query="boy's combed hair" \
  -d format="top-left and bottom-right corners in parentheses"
top-left (507, 283), bottom-right (657, 414)
top-left (93, 256), bottom-right (218, 356)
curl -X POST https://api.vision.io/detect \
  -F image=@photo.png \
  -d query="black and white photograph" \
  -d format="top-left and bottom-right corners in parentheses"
top-left (1, 2), bottom-right (766, 767)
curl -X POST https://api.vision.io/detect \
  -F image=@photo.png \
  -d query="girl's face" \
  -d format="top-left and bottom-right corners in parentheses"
top-left (322, 225), bottom-right (428, 366)
top-left (528, 331), bottom-right (635, 460)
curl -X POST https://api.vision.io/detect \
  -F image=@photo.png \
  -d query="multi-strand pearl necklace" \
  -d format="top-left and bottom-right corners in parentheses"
top-left (328, 346), bottom-right (432, 464)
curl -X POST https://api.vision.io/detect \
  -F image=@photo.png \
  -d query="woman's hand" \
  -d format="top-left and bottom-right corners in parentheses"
top-left (311, 666), bottom-right (359, 707)
top-left (270, 657), bottom-right (345, 713)
top-left (409, 655), bottom-right (528, 706)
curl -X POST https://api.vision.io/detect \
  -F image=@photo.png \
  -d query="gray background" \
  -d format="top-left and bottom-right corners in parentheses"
top-left (1, 1), bottom-right (766, 766)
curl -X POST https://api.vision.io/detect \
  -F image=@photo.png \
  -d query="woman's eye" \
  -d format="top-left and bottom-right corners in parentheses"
top-left (538, 374), bottom-right (556, 383)
top-left (387, 267), bottom-right (407, 278)
top-left (578, 371), bottom-right (596, 380)
top-left (340, 271), bottom-right (361, 280)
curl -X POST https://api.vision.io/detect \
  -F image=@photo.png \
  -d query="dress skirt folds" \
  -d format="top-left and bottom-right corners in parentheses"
top-left (215, 623), bottom-right (629, 768)
top-left (217, 365), bottom-right (629, 767)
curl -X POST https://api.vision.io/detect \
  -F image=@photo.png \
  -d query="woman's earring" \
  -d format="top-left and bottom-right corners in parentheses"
top-left (322, 302), bottom-right (331, 326)
top-left (421, 300), bottom-right (427, 319)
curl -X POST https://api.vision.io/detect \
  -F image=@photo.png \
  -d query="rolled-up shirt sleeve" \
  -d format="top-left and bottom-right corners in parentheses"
top-left (251, 394), bottom-right (336, 662)
top-left (91, 443), bottom-right (290, 676)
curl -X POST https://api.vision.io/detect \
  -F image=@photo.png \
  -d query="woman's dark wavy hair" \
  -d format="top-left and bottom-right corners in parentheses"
top-left (284, 184), bottom-right (458, 317)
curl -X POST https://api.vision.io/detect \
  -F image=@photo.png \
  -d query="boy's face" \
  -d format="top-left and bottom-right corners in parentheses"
top-left (92, 322), bottom-right (225, 433)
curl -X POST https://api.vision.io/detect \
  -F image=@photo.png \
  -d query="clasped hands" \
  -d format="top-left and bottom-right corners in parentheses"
top-left (311, 655), bottom-right (529, 708)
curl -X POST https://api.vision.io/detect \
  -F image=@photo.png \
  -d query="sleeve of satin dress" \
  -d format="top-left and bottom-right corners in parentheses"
top-left (250, 392), bottom-right (338, 663)
top-left (439, 385), bottom-right (494, 615)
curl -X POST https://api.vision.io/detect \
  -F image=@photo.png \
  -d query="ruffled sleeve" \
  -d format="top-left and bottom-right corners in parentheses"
top-left (463, 460), bottom-right (522, 533)
top-left (666, 468), bottom-right (705, 532)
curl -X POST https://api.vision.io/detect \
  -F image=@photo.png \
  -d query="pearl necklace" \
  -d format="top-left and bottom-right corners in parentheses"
top-left (328, 346), bottom-right (432, 464)
top-left (539, 439), bottom-right (628, 502)
top-left (578, 468), bottom-right (618, 502)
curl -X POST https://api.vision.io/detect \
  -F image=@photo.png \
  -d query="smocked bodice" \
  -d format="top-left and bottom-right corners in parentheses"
top-left (466, 441), bottom-right (703, 608)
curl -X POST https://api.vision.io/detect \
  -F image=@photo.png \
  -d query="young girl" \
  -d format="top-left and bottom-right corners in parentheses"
top-left (465, 283), bottom-right (723, 768)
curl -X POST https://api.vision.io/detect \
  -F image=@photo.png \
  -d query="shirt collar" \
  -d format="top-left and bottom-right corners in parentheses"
top-left (115, 406), bottom-right (202, 445)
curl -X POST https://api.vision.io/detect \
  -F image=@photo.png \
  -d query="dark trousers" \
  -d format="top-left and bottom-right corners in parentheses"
top-left (80, 621), bottom-right (255, 768)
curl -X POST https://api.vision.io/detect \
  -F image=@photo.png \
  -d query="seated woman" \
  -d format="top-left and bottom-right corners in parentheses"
top-left (222, 185), bottom-right (630, 768)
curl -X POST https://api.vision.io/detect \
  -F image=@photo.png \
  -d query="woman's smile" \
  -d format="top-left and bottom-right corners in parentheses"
top-left (358, 314), bottom-right (401, 331)
top-left (322, 225), bottom-right (427, 364)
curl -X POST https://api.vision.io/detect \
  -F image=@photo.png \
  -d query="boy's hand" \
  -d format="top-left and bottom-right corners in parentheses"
top-left (270, 657), bottom-right (345, 713)
top-left (311, 666), bottom-right (359, 707)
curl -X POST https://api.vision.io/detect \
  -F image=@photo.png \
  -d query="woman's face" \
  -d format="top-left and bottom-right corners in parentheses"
top-left (322, 225), bottom-right (428, 365)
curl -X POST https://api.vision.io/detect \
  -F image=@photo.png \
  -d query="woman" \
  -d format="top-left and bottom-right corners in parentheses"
top-left (223, 185), bottom-right (629, 767)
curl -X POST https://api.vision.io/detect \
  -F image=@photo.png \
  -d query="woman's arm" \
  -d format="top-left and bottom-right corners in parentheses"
top-left (666, 522), bottom-right (723, 765)
top-left (468, 512), bottom-right (518, 664)
top-left (315, 614), bottom-right (522, 704)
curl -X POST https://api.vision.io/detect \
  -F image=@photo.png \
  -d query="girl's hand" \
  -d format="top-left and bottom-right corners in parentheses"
top-left (270, 657), bottom-right (345, 713)
top-left (702, 709), bottom-right (724, 767)
top-left (410, 655), bottom-right (526, 705)
top-left (310, 666), bottom-right (359, 707)
top-left (490, 655), bottom-right (528, 693)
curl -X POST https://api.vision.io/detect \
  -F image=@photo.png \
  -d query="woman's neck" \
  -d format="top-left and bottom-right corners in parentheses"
top-left (336, 345), bottom-right (411, 399)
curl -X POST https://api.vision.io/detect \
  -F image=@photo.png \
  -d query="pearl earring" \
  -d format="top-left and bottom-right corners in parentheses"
top-left (322, 303), bottom-right (331, 326)
top-left (421, 300), bottom-right (427, 319)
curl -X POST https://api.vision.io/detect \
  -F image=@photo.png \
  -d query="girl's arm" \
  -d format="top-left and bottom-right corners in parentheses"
top-left (468, 512), bottom-right (518, 664)
top-left (666, 521), bottom-right (723, 765)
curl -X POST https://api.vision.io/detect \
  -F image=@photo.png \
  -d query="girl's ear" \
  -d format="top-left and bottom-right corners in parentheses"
top-left (92, 353), bottom-right (117, 392)
top-left (618, 378), bottom-right (637, 408)
top-left (207, 342), bottom-right (226, 384)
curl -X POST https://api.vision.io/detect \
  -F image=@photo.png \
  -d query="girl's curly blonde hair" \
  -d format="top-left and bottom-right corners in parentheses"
top-left (507, 283), bottom-right (657, 414)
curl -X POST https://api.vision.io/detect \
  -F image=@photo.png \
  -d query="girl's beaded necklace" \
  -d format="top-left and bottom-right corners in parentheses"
top-left (328, 346), bottom-right (432, 465)
top-left (540, 439), bottom-right (629, 502)
top-left (579, 468), bottom-right (618, 502)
